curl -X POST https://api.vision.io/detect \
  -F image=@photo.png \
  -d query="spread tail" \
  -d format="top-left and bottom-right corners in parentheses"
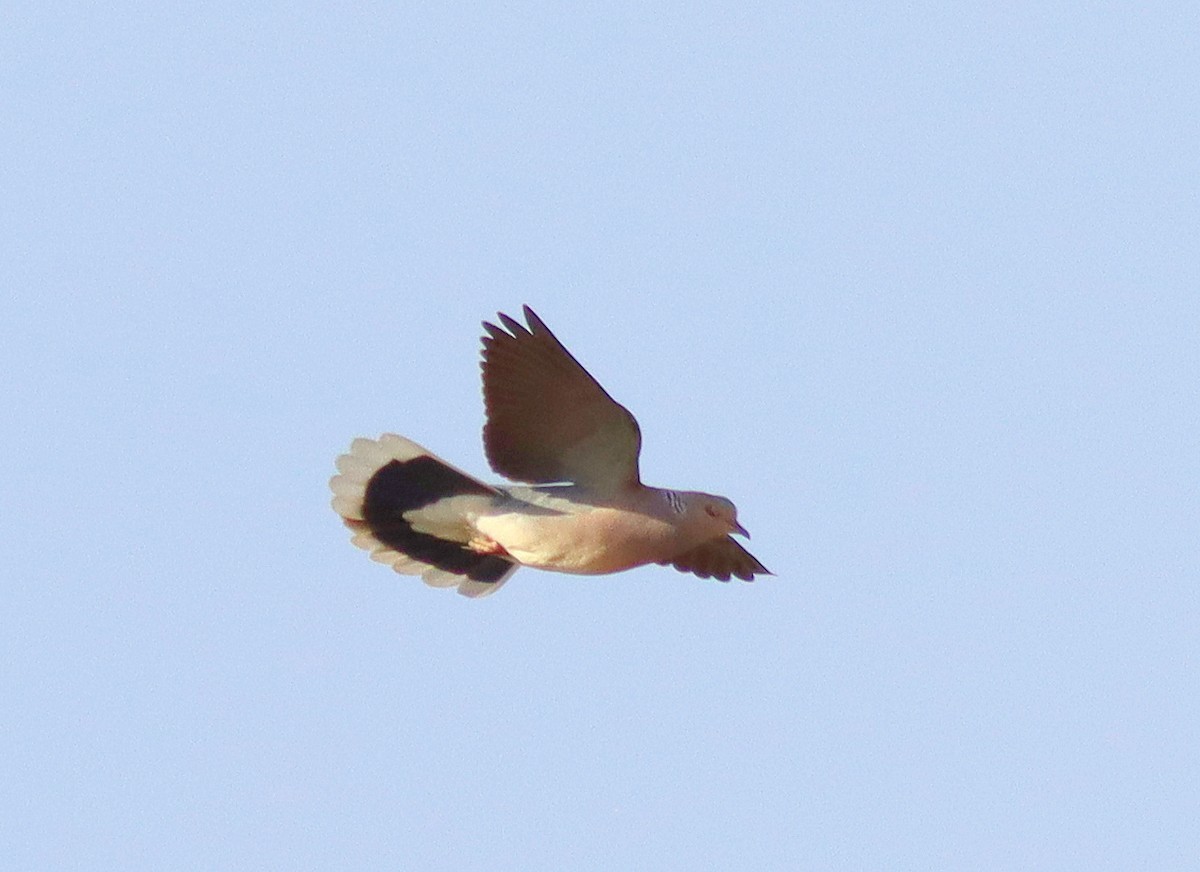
top-left (330, 434), bottom-right (518, 598)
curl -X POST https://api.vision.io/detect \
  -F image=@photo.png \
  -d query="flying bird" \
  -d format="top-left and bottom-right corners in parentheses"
top-left (330, 306), bottom-right (770, 597)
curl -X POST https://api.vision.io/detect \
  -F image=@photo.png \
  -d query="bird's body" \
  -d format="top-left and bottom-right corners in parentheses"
top-left (475, 485), bottom-right (709, 575)
top-left (330, 307), bottom-right (769, 597)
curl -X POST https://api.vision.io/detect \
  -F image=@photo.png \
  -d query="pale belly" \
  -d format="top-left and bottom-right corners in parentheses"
top-left (474, 503), bottom-right (683, 575)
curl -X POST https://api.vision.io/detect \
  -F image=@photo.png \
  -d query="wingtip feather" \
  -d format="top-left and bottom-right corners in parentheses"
top-left (522, 304), bottom-right (548, 333)
top-left (497, 311), bottom-right (527, 336)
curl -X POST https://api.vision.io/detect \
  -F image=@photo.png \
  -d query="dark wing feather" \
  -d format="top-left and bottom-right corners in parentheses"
top-left (481, 306), bottom-right (642, 492)
top-left (659, 536), bottom-right (771, 582)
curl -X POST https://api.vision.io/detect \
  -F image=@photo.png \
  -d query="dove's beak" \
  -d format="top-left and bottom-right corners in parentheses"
top-left (732, 521), bottom-right (750, 538)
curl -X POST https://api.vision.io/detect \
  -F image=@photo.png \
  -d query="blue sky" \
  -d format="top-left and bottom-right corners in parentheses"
top-left (3, 3), bottom-right (1198, 869)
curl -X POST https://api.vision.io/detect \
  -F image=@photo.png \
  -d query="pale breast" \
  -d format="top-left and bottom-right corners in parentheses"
top-left (475, 501), bottom-right (684, 575)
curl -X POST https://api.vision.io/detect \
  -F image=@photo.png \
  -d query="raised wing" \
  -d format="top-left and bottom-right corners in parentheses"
top-left (481, 306), bottom-right (642, 492)
top-left (659, 536), bottom-right (771, 582)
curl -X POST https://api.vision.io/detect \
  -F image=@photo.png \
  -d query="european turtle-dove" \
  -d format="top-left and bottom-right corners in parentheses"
top-left (330, 306), bottom-right (770, 597)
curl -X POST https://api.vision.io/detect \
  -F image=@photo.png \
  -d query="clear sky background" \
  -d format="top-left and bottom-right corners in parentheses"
top-left (3, 3), bottom-right (1198, 870)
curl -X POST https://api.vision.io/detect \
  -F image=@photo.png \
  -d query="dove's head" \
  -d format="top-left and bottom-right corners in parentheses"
top-left (684, 492), bottom-right (749, 539)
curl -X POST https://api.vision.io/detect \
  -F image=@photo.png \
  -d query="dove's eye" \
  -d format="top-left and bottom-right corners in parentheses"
top-left (704, 504), bottom-right (719, 519)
